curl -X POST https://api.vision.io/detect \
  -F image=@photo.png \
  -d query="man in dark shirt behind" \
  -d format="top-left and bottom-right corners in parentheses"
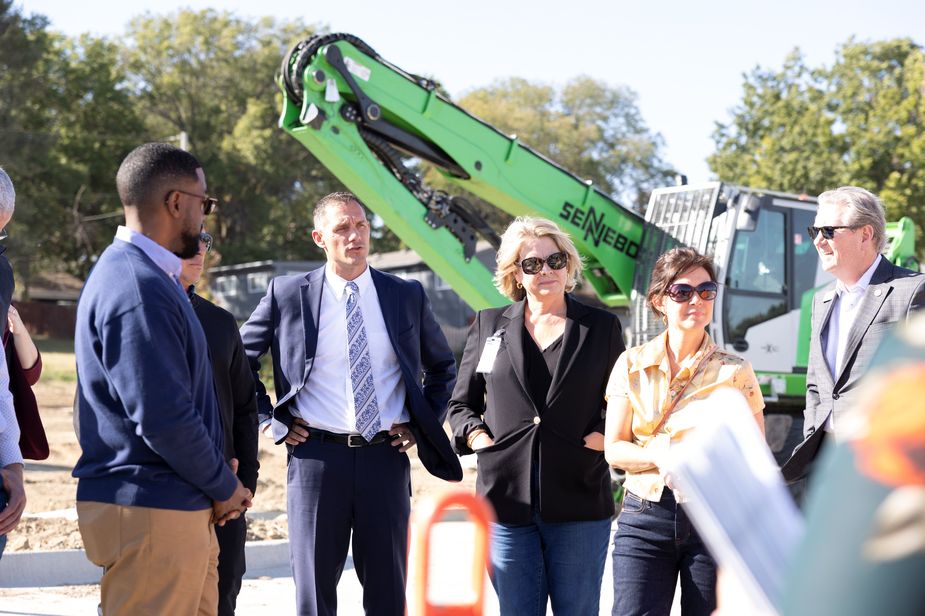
top-left (180, 229), bottom-right (259, 616)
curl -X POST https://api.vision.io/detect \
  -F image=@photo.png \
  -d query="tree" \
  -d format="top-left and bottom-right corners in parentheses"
top-left (1, 2), bottom-right (145, 283)
top-left (0, 0), bottom-right (55, 287)
top-left (43, 34), bottom-right (148, 277)
top-left (120, 10), bottom-right (341, 265)
top-left (710, 38), bottom-right (925, 249)
top-left (458, 76), bottom-right (675, 210)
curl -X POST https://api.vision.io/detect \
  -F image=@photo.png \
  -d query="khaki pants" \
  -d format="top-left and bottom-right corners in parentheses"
top-left (77, 501), bottom-right (219, 616)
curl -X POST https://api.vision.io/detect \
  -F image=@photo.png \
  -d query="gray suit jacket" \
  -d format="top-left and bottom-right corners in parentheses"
top-left (804, 257), bottom-right (925, 437)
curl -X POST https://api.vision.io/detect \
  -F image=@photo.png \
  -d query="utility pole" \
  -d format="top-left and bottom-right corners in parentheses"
top-left (164, 131), bottom-right (190, 151)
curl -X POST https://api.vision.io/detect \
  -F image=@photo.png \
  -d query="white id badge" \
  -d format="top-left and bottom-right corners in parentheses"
top-left (476, 336), bottom-right (502, 374)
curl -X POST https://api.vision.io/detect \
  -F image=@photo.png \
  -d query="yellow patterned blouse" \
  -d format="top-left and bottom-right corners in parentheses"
top-left (605, 330), bottom-right (765, 501)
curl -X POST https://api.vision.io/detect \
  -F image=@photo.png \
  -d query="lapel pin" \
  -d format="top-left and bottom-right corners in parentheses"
top-left (873, 288), bottom-right (882, 297)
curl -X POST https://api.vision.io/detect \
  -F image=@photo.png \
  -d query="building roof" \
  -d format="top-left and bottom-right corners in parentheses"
top-left (17, 271), bottom-right (84, 302)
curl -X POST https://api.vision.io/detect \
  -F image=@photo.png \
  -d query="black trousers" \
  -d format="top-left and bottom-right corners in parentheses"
top-left (215, 514), bottom-right (247, 616)
top-left (288, 437), bottom-right (411, 616)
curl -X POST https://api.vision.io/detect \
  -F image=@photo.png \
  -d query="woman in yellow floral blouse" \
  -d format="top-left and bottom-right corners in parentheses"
top-left (604, 247), bottom-right (765, 616)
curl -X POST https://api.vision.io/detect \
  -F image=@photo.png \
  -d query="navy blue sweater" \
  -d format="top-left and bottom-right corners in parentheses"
top-left (73, 240), bottom-right (238, 510)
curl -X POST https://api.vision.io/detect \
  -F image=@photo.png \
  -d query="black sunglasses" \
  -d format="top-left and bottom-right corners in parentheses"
top-left (666, 282), bottom-right (718, 303)
top-left (807, 225), bottom-right (858, 240)
top-left (167, 189), bottom-right (219, 216)
top-left (518, 251), bottom-right (568, 275)
top-left (200, 232), bottom-right (213, 253)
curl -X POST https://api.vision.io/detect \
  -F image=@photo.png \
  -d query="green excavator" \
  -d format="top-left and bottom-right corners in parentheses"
top-left (275, 33), bottom-right (918, 462)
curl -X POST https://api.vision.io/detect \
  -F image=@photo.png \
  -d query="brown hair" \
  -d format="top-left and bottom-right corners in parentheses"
top-left (313, 191), bottom-right (363, 228)
top-left (646, 247), bottom-right (716, 318)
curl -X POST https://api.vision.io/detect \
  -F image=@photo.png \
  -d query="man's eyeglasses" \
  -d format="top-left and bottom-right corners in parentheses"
top-left (666, 282), bottom-right (718, 303)
top-left (166, 189), bottom-right (218, 216)
top-left (200, 232), bottom-right (213, 253)
top-left (807, 225), bottom-right (858, 240)
top-left (517, 251), bottom-right (568, 275)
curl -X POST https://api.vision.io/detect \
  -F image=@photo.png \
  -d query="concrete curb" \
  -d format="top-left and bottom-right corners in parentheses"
top-left (0, 547), bottom-right (100, 587)
top-left (0, 540), bottom-right (291, 588)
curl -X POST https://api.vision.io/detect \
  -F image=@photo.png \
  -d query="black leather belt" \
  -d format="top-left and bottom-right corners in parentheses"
top-left (307, 427), bottom-right (393, 447)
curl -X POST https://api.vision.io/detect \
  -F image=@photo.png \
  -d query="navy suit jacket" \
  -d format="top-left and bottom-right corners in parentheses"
top-left (240, 265), bottom-right (462, 482)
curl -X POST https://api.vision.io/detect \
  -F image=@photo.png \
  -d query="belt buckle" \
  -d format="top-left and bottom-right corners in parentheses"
top-left (347, 434), bottom-right (365, 448)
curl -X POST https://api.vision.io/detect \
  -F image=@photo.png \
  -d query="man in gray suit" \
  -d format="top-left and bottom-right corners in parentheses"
top-left (784, 186), bottom-right (924, 481)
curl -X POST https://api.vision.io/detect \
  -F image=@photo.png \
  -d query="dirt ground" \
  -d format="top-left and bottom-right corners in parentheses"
top-left (7, 341), bottom-right (475, 552)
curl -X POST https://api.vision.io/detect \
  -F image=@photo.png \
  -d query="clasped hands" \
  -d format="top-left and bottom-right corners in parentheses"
top-left (212, 458), bottom-right (253, 526)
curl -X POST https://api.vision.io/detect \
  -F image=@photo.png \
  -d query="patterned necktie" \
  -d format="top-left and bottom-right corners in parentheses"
top-left (345, 281), bottom-right (381, 442)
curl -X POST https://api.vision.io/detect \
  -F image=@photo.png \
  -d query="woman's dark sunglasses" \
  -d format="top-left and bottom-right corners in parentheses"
top-left (518, 251), bottom-right (568, 275)
top-left (807, 225), bottom-right (858, 240)
top-left (666, 282), bottom-right (718, 303)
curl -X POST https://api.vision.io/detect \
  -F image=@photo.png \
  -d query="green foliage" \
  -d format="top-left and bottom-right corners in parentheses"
top-left (1, 1), bottom-right (147, 285)
top-left (459, 76), bottom-right (675, 210)
top-left (120, 10), bottom-right (340, 265)
top-left (710, 39), bottom-right (925, 252)
top-left (2, 5), bottom-right (673, 278)
top-left (405, 76), bottom-right (673, 247)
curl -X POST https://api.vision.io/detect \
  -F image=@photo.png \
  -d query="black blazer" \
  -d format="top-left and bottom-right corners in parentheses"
top-left (191, 292), bottom-right (260, 494)
top-left (448, 295), bottom-right (624, 524)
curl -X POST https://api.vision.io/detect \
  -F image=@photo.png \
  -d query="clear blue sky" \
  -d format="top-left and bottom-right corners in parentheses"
top-left (20, 0), bottom-right (925, 186)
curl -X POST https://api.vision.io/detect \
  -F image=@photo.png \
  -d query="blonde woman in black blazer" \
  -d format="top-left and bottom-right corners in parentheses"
top-left (448, 216), bottom-right (625, 616)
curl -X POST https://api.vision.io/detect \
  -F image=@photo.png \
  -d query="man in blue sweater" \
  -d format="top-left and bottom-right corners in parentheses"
top-left (73, 143), bottom-right (252, 615)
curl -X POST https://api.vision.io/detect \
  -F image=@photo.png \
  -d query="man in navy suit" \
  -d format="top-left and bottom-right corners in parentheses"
top-left (240, 192), bottom-right (461, 615)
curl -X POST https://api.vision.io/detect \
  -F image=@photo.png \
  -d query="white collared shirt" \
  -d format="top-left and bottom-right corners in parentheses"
top-left (114, 226), bottom-right (186, 298)
top-left (290, 264), bottom-right (408, 434)
top-left (824, 255), bottom-right (882, 376)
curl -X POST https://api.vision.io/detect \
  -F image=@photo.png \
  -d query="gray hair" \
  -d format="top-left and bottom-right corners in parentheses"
top-left (818, 186), bottom-right (887, 252)
top-left (0, 166), bottom-right (15, 216)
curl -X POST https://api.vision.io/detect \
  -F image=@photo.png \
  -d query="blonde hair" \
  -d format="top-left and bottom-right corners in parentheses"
top-left (494, 216), bottom-right (583, 301)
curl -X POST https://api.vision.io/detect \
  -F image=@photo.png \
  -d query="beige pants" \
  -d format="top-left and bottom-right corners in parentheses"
top-left (77, 501), bottom-right (219, 616)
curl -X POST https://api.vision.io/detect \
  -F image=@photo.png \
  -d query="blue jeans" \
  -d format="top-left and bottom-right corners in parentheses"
top-left (611, 490), bottom-right (716, 616)
top-left (490, 511), bottom-right (612, 616)
top-left (0, 475), bottom-right (8, 559)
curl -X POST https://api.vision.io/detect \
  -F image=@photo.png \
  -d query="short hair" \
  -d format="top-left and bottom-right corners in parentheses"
top-left (817, 186), bottom-right (887, 252)
top-left (115, 143), bottom-right (201, 210)
top-left (0, 167), bottom-right (15, 216)
top-left (313, 191), bottom-right (363, 228)
top-left (646, 247), bottom-right (716, 319)
top-left (494, 217), bottom-right (583, 301)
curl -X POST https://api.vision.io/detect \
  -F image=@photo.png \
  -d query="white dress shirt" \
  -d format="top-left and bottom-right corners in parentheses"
top-left (824, 255), bottom-right (882, 377)
top-left (114, 226), bottom-right (187, 299)
top-left (291, 265), bottom-right (408, 434)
